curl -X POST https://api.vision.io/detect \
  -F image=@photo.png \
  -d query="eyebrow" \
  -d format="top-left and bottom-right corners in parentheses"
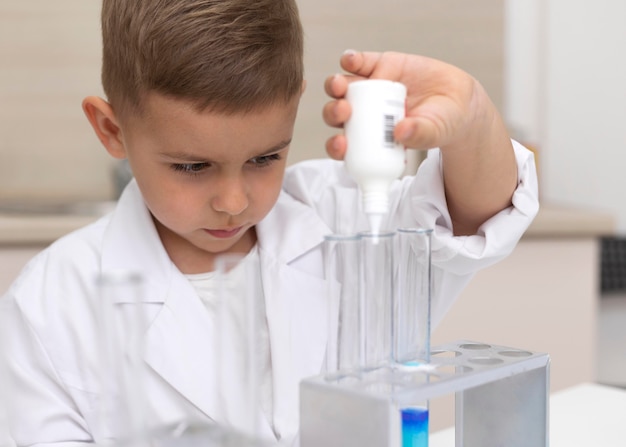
top-left (253, 139), bottom-right (292, 156)
top-left (159, 139), bottom-right (292, 162)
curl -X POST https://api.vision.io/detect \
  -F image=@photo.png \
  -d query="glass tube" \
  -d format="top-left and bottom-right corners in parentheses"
top-left (395, 228), bottom-right (432, 447)
top-left (323, 234), bottom-right (362, 375)
top-left (214, 253), bottom-right (262, 440)
top-left (359, 231), bottom-right (396, 369)
top-left (96, 270), bottom-right (147, 443)
top-left (394, 228), bottom-right (432, 365)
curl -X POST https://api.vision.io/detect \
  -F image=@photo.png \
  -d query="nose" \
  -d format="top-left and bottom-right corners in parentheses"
top-left (211, 174), bottom-right (249, 216)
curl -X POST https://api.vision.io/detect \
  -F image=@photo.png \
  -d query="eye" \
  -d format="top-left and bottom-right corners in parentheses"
top-left (248, 153), bottom-right (282, 167)
top-left (170, 162), bottom-right (210, 175)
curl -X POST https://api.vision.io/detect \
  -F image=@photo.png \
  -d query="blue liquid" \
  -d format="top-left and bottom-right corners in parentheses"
top-left (401, 407), bottom-right (428, 447)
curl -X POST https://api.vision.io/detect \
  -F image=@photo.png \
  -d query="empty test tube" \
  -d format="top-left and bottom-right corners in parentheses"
top-left (324, 234), bottom-right (363, 374)
top-left (214, 252), bottom-right (263, 440)
top-left (360, 230), bottom-right (396, 369)
top-left (394, 228), bottom-right (432, 365)
top-left (96, 271), bottom-right (148, 442)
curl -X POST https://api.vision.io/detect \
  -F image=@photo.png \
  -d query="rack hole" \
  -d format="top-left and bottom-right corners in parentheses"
top-left (431, 350), bottom-right (461, 357)
top-left (459, 343), bottom-right (491, 350)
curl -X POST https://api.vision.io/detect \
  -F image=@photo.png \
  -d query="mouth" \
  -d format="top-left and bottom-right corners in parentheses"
top-left (204, 226), bottom-right (243, 239)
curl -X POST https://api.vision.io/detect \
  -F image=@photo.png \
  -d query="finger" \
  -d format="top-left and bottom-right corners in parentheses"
top-left (340, 49), bottom-right (384, 78)
top-left (325, 135), bottom-right (347, 160)
top-left (322, 99), bottom-right (351, 128)
top-left (324, 73), bottom-right (348, 99)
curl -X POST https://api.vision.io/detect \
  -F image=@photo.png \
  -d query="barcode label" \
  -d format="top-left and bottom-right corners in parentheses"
top-left (384, 114), bottom-right (396, 147)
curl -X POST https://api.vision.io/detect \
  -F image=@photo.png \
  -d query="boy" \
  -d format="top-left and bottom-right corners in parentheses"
top-left (0, 0), bottom-right (538, 445)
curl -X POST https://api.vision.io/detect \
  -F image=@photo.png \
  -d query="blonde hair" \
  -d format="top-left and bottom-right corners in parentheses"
top-left (101, 0), bottom-right (304, 118)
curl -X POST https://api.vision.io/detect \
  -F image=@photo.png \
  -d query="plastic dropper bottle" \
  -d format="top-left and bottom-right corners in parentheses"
top-left (344, 79), bottom-right (407, 235)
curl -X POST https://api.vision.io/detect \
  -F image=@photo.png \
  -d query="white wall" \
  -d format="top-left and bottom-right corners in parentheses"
top-left (0, 1), bottom-right (110, 202)
top-left (505, 0), bottom-right (626, 232)
top-left (503, 0), bottom-right (544, 146)
top-left (295, 0), bottom-right (505, 166)
top-left (1, 1), bottom-right (505, 202)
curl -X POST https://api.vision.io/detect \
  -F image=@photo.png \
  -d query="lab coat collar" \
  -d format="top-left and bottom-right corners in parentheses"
top-left (101, 181), bottom-right (333, 442)
top-left (100, 179), bottom-right (172, 304)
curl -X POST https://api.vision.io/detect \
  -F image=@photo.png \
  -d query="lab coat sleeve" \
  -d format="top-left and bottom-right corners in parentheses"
top-left (283, 140), bottom-right (539, 326)
top-left (402, 140), bottom-right (539, 272)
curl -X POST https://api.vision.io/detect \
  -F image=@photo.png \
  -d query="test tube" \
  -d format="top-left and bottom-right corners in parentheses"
top-left (323, 234), bottom-right (362, 375)
top-left (394, 228), bottom-right (432, 365)
top-left (214, 253), bottom-right (262, 440)
top-left (96, 271), bottom-right (148, 443)
top-left (360, 231), bottom-right (396, 369)
top-left (395, 228), bottom-right (432, 447)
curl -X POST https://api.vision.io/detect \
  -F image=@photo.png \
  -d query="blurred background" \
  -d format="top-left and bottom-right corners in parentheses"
top-left (1, 0), bottom-right (625, 430)
top-left (2, 0), bottom-right (626, 217)
top-left (0, 0), bottom-right (509, 202)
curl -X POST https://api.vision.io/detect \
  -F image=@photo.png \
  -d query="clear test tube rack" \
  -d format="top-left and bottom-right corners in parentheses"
top-left (300, 340), bottom-right (550, 447)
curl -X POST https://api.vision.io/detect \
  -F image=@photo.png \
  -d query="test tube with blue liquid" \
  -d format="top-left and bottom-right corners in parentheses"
top-left (323, 227), bottom-right (432, 446)
top-left (395, 228), bottom-right (433, 447)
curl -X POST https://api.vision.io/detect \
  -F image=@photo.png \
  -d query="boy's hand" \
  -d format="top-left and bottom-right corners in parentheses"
top-left (324, 50), bottom-right (494, 158)
top-left (323, 50), bottom-right (518, 235)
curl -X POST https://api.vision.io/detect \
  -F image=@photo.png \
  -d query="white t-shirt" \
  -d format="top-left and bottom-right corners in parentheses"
top-left (185, 245), bottom-right (275, 437)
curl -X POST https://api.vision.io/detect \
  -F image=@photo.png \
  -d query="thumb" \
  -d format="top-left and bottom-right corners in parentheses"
top-left (395, 117), bottom-right (442, 150)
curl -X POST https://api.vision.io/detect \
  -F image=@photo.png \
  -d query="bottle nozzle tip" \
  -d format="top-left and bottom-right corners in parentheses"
top-left (368, 213), bottom-right (383, 236)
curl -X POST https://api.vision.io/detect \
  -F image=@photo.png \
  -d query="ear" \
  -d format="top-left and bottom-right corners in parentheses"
top-left (82, 96), bottom-right (127, 159)
top-left (301, 79), bottom-right (307, 96)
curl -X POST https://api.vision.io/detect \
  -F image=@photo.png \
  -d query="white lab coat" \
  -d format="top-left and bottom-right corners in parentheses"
top-left (0, 142), bottom-right (538, 446)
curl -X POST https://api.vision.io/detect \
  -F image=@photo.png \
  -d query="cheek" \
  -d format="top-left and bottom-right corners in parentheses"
top-left (139, 180), bottom-right (200, 228)
top-left (249, 172), bottom-right (283, 212)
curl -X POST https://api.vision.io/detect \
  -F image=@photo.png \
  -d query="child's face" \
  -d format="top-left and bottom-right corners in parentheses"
top-left (120, 93), bottom-right (300, 273)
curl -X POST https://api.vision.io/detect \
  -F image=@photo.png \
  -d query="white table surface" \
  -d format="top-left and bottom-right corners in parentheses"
top-left (430, 382), bottom-right (626, 446)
